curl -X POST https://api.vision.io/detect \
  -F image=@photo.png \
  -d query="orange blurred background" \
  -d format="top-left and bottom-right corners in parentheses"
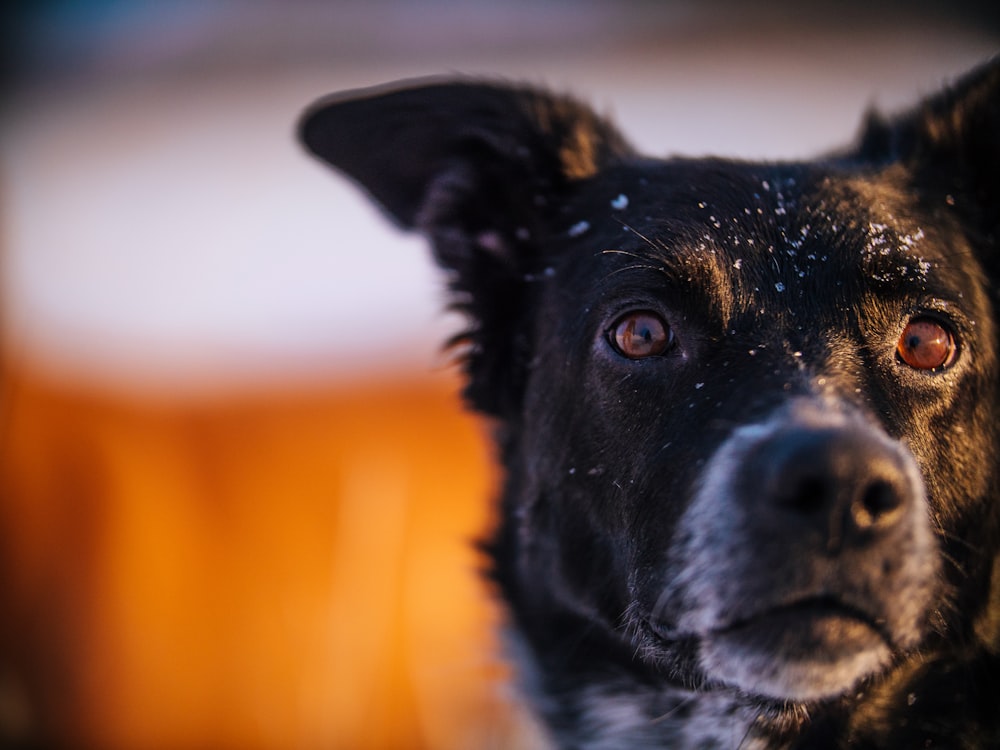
top-left (0, 362), bottom-right (537, 748)
top-left (1, 1), bottom-right (997, 748)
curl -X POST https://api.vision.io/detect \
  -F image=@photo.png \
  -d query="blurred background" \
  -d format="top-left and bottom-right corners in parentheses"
top-left (1, 1), bottom-right (997, 748)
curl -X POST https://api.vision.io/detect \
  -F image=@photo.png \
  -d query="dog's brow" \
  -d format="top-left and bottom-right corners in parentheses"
top-left (857, 239), bottom-right (935, 289)
top-left (599, 237), bottom-right (736, 324)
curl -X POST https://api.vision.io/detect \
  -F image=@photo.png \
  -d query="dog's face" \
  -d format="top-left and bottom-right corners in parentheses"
top-left (507, 160), bottom-right (996, 702)
top-left (475, 157), bottom-right (999, 704)
top-left (300, 62), bottom-right (1000, 727)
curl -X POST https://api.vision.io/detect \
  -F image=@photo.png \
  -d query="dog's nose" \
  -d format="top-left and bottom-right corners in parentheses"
top-left (751, 427), bottom-right (914, 551)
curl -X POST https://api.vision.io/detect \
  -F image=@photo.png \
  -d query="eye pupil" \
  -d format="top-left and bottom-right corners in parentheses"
top-left (611, 312), bottom-right (673, 359)
top-left (897, 318), bottom-right (956, 371)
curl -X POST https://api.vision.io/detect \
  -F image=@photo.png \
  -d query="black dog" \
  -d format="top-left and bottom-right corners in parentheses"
top-left (299, 59), bottom-right (1000, 748)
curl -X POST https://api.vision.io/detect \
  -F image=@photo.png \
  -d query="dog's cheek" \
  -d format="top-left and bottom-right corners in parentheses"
top-left (510, 398), bottom-right (638, 624)
top-left (915, 387), bottom-right (1000, 635)
top-left (513, 394), bottom-right (689, 629)
top-left (561, 376), bottom-right (728, 630)
top-left (510, 482), bottom-right (636, 627)
top-left (555, 503), bottom-right (634, 619)
top-left (894, 365), bottom-right (999, 550)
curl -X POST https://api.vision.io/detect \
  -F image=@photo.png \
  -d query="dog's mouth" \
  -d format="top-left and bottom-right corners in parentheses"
top-left (645, 596), bottom-right (896, 700)
top-left (712, 596), bottom-right (891, 656)
top-left (707, 596), bottom-right (896, 700)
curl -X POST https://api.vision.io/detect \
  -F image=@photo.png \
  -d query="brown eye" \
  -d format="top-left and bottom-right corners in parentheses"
top-left (896, 317), bottom-right (957, 371)
top-left (610, 311), bottom-right (674, 359)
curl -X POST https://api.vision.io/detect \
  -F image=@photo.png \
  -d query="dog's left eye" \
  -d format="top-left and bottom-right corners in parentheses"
top-left (896, 317), bottom-right (957, 371)
top-left (608, 311), bottom-right (675, 359)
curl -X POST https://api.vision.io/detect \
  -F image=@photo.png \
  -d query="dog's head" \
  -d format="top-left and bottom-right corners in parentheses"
top-left (300, 62), bottom-right (1000, 707)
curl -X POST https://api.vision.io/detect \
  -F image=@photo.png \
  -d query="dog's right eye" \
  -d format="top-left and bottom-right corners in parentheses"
top-left (608, 311), bottom-right (674, 359)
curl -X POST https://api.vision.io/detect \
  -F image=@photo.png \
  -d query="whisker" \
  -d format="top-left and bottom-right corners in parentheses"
top-left (938, 550), bottom-right (969, 579)
top-left (649, 694), bottom-right (699, 725)
top-left (735, 719), bottom-right (757, 749)
top-left (616, 221), bottom-right (663, 253)
top-left (935, 528), bottom-right (981, 556)
top-left (601, 248), bottom-right (648, 260)
top-left (600, 263), bottom-right (669, 282)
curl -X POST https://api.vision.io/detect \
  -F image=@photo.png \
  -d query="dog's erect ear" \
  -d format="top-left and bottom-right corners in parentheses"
top-left (855, 58), bottom-right (1000, 246)
top-left (299, 79), bottom-right (633, 416)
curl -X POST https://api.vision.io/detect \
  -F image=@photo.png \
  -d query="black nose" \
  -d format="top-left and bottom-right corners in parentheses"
top-left (747, 426), bottom-right (916, 552)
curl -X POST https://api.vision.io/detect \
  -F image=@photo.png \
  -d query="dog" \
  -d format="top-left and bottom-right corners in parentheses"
top-left (299, 59), bottom-right (1000, 748)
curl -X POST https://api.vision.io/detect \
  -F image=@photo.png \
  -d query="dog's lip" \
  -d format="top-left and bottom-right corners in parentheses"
top-left (711, 595), bottom-right (893, 647)
top-left (716, 596), bottom-right (888, 639)
top-left (644, 595), bottom-right (891, 646)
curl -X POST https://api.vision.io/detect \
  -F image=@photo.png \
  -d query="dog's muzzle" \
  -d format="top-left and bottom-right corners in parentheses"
top-left (651, 399), bottom-right (938, 701)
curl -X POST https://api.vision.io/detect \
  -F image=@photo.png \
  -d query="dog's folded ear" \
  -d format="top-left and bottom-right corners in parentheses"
top-left (856, 57), bottom-right (1000, 245)
top-left (298, 78), bottom-right (631, 234)
top-left (299, 79), bottom-right (633, 416)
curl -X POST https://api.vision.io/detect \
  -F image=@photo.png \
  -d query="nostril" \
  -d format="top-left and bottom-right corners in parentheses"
top-left (853, 479), bottom-right (904, 529)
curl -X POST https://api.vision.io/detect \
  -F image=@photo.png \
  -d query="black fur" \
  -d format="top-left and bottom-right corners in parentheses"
top-left (300, 60), bottom-right (1000, 748)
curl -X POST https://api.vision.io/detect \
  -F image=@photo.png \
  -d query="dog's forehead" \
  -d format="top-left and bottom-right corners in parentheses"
top-left (555, 160), bottom-right (970, 309)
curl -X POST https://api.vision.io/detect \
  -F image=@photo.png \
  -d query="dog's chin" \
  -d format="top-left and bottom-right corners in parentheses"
top-left (698, 600), bottom-right (893, 702)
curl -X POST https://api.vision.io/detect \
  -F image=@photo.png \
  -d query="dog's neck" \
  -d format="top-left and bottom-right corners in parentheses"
top-left (503, 625), bottom-right (806, 750)
top-left (566, 685), bottom-right (771, 750)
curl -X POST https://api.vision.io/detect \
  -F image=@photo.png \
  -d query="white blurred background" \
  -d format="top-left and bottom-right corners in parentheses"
top-left (4, 0), bottom-right (998, 393)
